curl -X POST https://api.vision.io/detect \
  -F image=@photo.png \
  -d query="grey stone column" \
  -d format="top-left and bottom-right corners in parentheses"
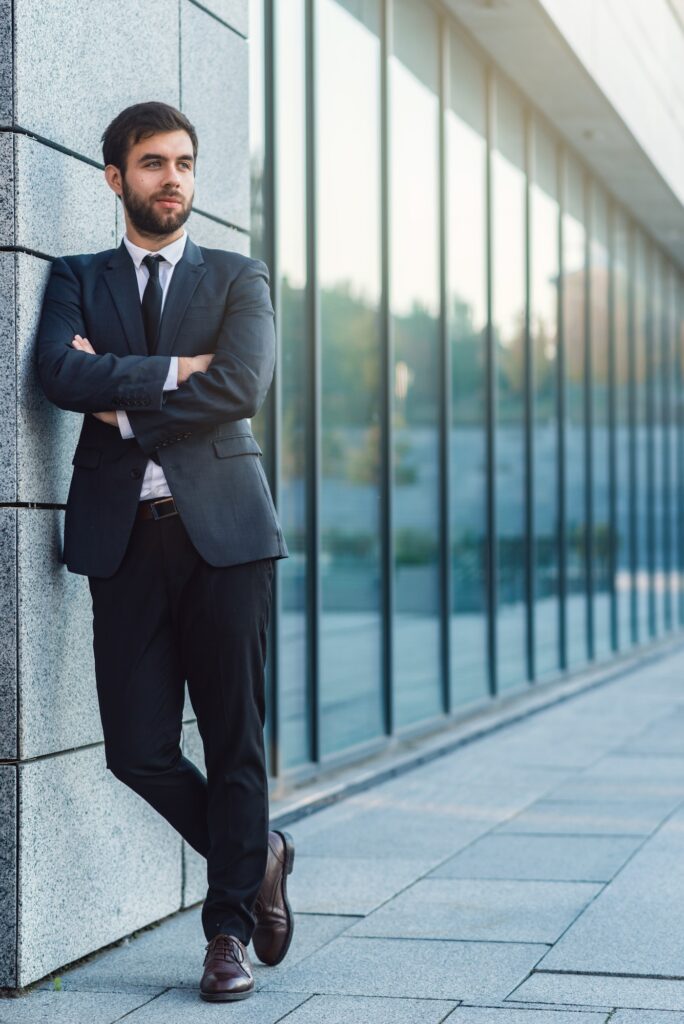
top-left (0, 0), bottom-right (250, 989)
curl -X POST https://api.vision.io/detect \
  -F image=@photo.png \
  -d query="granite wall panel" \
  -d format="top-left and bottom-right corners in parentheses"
top-left (17, 509), bottom-right (101, 760)
top-left (0, 0), bottom-right (12, 125)
top-left (0, 251), bottom-right (17, 505)
top-left (17, 745), bottom-right (183, 987)
top-left (13, 0), bottom-right (179, 164)
top-left (0, 509), bottom-right (17, 763)
top-left (189, 0), bottom-right (248, 37)
top-left (0, 766), bottom-right (17, 989)
top-left (13, 135), bottom-right (116, 257)
top-left (180, 0), bottom-right (249, 229)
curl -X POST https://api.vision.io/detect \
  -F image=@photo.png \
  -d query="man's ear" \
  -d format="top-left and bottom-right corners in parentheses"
top-left (104, 164), bottom-right (123, 199)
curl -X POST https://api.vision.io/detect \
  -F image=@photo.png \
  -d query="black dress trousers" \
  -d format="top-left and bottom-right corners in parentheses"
top-left (87, 507), bottom-right (274, 945)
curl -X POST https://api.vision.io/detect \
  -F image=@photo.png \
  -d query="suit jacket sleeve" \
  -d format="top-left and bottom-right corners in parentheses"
top-left (124, 257), bottom-right (276, 457)
top-left (36, 256), bottom-right (173, 414)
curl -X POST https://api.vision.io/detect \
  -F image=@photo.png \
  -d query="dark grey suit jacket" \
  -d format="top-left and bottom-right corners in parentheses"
top-left (36, 234), bottom-right (289, 577)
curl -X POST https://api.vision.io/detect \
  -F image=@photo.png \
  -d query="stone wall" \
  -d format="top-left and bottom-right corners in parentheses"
top-left (0, 0), bottom-right (250, 989)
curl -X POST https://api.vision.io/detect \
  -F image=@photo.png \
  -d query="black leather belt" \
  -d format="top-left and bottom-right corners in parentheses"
top-left (137, 496), bottom-right (179, 521)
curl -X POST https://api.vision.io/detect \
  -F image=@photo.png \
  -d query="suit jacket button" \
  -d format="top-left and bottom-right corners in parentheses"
top-left (130, 468), bottom-right (142, 479)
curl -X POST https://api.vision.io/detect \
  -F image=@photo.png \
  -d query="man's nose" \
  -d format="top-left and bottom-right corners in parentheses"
top-left (162, 166), bottom-right (182, 187)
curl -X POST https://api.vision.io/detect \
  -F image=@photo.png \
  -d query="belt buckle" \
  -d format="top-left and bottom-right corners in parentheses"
top-left (150, 497), bottom-right (176, 520)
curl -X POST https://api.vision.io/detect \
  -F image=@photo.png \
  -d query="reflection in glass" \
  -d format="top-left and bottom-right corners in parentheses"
top-left (562, 156), bottom-right (588, 667)
top-left (667, 268), bottom-right (681, 625)
top-left (530, 123), bottom-right (560, 679)
top-left (651, 252), bottom-right (665, 634)
top-left (247, 0), bottom-right (275, 767)
top-left (390, 0), bottom-right (442, 725)
top-left (446, 29), bottom-right (488, 705)
top-left (612, 210), bottom-right (634, 649)
top-left (492, 83), bottom-right (527, 690)
top-left (634, 231), bottom-right (650, 639)
top-left (590, 186), bottom-right (612, 659)
top-left (317, 0), bottom-right (384, 753)
top-left (671, 270), bottom-right (684, 622)
top-left (274, 0), bottom-right (311, 768)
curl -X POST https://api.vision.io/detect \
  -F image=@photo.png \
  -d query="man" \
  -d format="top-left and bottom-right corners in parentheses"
top-left (36, 101), bottom-right (295, 1002)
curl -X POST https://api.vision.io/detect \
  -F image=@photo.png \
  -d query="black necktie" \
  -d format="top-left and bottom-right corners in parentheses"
top-left (141, 253), bottom-right (165, 465)
top-left (141, 253), bottom-right (165, 355)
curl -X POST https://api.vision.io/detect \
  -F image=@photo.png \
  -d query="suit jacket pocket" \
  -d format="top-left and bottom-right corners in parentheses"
top-left (212, 434), bottom-right (263, 459)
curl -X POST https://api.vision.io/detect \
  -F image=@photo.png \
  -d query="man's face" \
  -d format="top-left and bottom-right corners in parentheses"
top-left (115, 129), bottom-right (195, 237)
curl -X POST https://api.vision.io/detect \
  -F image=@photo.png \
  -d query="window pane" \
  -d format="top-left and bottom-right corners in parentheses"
top-left (651, 251), bottom-right (666, 635)
top-left (390, 0), bottom-right (442, 726)
top-left (492, 82), bottom-right (527, 691)
top-left (676, 272), bottom-right (684, 627)
top-left (317, 0), bottom-right (384, 754)
top-left (590, 185), bottom-right (611, 659)
top-left (446, 28), bottom-right (488, 705)
top-left (562, 155), bottom-right (588, 667)
top-left (274, 0), bottom-right (312, 768)
top-left (612, 209), bottom-right (634, 649)
top-left (667, 267), bottom-right (682, 626)
top-left (531, 122), bottom-right (560, 679)
top-left (634, 230), bottom-right (650, 639)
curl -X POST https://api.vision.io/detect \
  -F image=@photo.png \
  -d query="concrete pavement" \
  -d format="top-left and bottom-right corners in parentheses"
top-left (2, 644), bottom-right (684, 1021)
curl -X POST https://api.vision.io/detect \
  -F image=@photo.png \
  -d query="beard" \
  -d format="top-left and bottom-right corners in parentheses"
top-left (121, 176), bottom-right (193, 236)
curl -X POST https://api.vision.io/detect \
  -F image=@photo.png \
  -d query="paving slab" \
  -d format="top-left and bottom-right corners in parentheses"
top-left (616, 709), bottom-right (684, 755)
top-left (577, 754), bottom-right (684, 784)
top-left (445, 1008), bottom-right (609, 1022)
top-left (429, 833), bottom-right (643, 882)
top-left (121, 987), bottom-right (310, 1022)
top-left (288, 805), bottom-right (490, 860)
top-left (39, 907), bottom-right (355, 992)
top-left (288, 855), bottom-right (432, 914)
top-left (495, 799), bottom-right (674, 835)
top-left (538, 806), bottom-right (684, 977)
top-left (346, 877), bottom-right (600, 944)
top-left (260, 935), bottom-right (549, 1002)
top-left (266, 993), bottom-right (460, 1023)
top-left (0, 989), bottom-right (157, 1023)
top-left (610, 1012), bottom-right (684, 1023)
top-left (541, 777), bottom-right (684, 804)
top-left (508, 973), bottom-right (684, 1011)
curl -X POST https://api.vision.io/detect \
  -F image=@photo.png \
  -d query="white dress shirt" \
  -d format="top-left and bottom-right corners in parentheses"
top-left (117, 229), bottom-right (187, 500)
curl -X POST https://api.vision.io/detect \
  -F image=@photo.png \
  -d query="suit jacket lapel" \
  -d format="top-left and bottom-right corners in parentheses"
top-left (155, 236), bottom-right (206, 357)
top-left (104, 242), bottom-right (148, 356)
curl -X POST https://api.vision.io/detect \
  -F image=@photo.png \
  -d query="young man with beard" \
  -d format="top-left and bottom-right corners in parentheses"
top-left (36, 101), bottom-right (295, 1002)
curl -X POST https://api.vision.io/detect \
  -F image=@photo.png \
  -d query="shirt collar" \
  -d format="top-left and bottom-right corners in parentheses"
top-left (123, 229), bottom-right (188, 269)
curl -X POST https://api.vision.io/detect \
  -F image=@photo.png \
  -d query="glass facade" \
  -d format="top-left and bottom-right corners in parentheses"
top-left (249, 0), bottom-right (684, 781)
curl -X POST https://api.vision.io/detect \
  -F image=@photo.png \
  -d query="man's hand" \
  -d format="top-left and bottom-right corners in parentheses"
top-left (178, 353), bottom-right (214, 383)
top-left (92, 411), bottom-right (119, 426)
top-left (71, 334), bottom-right (97, 354)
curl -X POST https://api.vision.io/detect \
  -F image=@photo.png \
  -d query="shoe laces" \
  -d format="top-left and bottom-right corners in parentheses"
top-left (205, 933), bottom-right (245, 964)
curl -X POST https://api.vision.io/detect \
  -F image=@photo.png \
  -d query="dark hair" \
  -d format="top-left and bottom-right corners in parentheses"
top-left (101, 101), bottom-right (198, 173)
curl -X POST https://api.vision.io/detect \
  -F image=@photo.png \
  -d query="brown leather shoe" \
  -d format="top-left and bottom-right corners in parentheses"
top-left (199, 933), bottom-right (254, 1001)
top-left (252, 829), bottom-right (295, 965)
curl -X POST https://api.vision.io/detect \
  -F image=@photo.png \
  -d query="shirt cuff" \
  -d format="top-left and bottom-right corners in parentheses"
top-left (163, 356), bottom-right (179, 391)
top-left (116, 410), bottom-right (135, 439)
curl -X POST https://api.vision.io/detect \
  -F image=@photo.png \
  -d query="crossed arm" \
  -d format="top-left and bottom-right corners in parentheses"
top-left (69, 335), bottom-right (213, 430)
top-left (36, 255), bottom-right (276, 455)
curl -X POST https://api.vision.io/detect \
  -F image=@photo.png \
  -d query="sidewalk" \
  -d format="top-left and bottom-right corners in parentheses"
top-left (3, 645), bottom-right (684, 1023)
